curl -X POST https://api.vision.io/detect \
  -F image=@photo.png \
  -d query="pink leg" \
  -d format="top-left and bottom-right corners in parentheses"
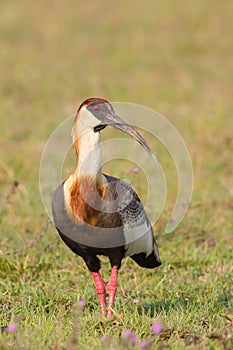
top-left (107, 265), bottom-right (118, 318)
top-left (91, 272), bottom-right (106, 317)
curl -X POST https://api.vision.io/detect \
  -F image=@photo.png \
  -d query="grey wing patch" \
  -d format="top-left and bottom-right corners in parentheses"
top-left (104, 175), bottom-right (156, 257)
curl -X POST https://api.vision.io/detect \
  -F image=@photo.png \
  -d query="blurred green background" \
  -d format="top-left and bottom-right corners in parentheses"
top-left (0, 1), bottom-right (232, 349)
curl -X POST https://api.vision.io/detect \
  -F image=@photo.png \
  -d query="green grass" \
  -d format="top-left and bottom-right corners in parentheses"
top-left (1, 0), bottom-right (233, 349)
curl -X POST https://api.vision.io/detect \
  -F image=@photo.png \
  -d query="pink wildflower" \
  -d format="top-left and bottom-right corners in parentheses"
top-left (151, 321), bottom-right (163, 334)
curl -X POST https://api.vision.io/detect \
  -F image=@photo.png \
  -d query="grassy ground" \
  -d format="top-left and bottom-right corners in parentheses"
top-left (0, 0), bottom-right (233, 349)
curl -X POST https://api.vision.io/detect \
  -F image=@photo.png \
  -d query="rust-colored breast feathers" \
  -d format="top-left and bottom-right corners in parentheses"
top-left (68, 175), bottom-right (121, 229)
top-left (69, 176), bottom-right (104, 224)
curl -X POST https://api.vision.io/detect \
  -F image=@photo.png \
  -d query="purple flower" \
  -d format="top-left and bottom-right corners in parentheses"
top-left (123, 329), bottom-right (132, 338)
top-left (151, 321), bottom-right (163, 334)
top-left (133, 167), bottom-right (139, 174)
top-left (2, 324), bottom-right (18, 332)
top-left (138, 340), bottom-right (147, 348)
top-left (130, 333), bottom-right (138, 344)
top-left (78, 299), bottom-right (86, 309)
top-left (99, 335), bottom-right (105, 342)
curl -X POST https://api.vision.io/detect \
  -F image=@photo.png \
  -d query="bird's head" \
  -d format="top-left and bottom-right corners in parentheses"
top-left (72, 97), bottom-right (158, 165)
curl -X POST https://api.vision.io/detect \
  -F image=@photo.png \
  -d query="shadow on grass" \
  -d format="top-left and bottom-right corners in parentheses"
top-left (137, 297), bottom-right (199, 317)
top-left (137, 288), bottom-right (233, 318)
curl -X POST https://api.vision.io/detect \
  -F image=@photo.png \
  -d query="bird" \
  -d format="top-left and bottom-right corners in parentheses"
top-left (52, 98), bottom-right (161, 318)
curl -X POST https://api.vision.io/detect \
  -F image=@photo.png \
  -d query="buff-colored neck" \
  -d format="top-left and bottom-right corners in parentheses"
top-left (73, 129), bottom-right (103, 182)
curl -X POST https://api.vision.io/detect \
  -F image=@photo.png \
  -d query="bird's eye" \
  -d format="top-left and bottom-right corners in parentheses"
top-left (93, 105), bottom-right (99, 112)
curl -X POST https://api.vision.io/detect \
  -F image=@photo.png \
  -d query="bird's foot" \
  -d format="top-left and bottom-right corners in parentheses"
top-left (107, 307), bottom-right (113, 318)
top-left (101, 307), bottom-right (107, 317)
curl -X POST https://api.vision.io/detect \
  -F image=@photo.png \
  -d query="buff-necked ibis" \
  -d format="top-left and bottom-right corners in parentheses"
top-left (52, 98), bottom-right (161, 317)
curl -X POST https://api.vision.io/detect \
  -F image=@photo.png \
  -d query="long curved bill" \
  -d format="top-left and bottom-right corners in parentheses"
top-left (103, 113), bottom-right (159, 170)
